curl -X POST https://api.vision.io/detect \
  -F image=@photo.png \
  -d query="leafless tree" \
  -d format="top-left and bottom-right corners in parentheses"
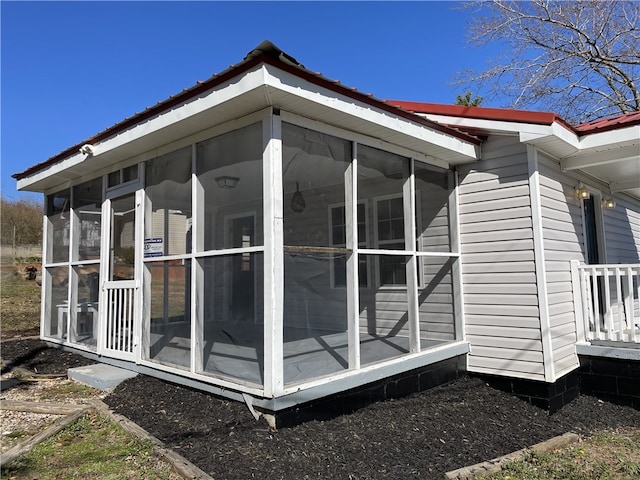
top-left (1, 197), bottom-right (43, 246)
top-left (457, 0), bottom-right (640, 123)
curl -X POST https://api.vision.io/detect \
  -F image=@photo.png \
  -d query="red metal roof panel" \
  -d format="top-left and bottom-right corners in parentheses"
top-left (574, 110), bottom-right (640, 135)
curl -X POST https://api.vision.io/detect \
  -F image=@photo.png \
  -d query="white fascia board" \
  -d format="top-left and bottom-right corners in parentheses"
top-left (519, 123), bottom-right (580, 155)
top-left (17, 154), bottom-right (83, 191)
top-left (560, 125), bottom-right (640, 171)
top-left (17, 65), bottom-right (269, 192)
top-left (262, 66), bottom-right (479, 162)
top-left (578, 124), bottom-right (640, 150)
top-left (420, 113), bottom-right (639, 185)
top-left (421, 113), bottom-right (554, 137)
top-left (419, 113), bottom-right (584, 157)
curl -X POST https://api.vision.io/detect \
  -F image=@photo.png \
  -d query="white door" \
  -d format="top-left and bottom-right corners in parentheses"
top-left (101, 192), bottom-right (138, 360)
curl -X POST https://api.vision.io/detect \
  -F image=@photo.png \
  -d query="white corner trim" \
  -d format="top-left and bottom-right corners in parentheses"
top-left (527, 145), bottom-right (556, 383)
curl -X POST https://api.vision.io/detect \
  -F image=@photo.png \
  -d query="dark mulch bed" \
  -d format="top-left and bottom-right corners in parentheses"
top-left (3, 339), bottom-right (640, 479)
top-left (0, 338), bottom-right (95, 375)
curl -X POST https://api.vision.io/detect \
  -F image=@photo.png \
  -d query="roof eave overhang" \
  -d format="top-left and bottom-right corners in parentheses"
top-left (522, 124), bottom-right (640, 200)
top-left (16, 62), bottom-right (480, 193)
top-left (418, 112), bottom-right (639, 200)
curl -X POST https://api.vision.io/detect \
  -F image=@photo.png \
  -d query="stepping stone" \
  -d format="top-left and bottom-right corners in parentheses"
top-left (68, 364), bottom-right (137, 391)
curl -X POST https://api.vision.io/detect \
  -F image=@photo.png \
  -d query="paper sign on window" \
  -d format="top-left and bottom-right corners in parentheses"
top-left (144, 238), bottom-right (163, 258)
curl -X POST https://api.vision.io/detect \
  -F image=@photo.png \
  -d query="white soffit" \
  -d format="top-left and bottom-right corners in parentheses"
top-left (520, 126), bottom-right (639, 199)
top-left (17, 66), bottom-right (271, 192)
top-left (18, 64), bottom-right (479, 193)
top-left (555, 125), bottom-right (639, 199)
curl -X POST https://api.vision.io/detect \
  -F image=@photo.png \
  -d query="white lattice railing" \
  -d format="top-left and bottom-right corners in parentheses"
top-left (572, 261), bottom-right (640, 344)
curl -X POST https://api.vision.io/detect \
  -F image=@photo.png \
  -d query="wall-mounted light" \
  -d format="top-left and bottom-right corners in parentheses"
top-left (602, 197), bottom-right (616, 209)
top-left (575, 183), bottom-right (590, 200)
top-left (215, 176), bottom-right (239, 189)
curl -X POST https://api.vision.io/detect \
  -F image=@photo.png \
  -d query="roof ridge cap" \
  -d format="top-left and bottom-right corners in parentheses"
top-left (245, 40), bottom-right (304, 69)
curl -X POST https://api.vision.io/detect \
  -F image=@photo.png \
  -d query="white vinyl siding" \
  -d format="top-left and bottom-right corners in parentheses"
top-left (538, 150), bottom-right (640, 377)
top-left (602, 196), bottom-right (640, 264)
top-left (537, 152), bottom-right (583, 376)
top-left (459, 136), bottom-right (545, 381)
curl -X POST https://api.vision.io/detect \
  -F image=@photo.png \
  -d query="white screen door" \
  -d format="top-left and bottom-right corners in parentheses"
top-left (102, 192), bottom-right (138, 360)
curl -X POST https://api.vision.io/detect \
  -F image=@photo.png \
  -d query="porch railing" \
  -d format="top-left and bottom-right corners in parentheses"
top-left (104, 280), bottom-right (136, 353)
top-left (571, 261), bottom-right (640, 344)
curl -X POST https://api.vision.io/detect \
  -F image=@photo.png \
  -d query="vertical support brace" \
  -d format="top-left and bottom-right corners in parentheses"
top-left (98, 195), bottom-right (112, 355)
top-left (40, 214), bottom-right (49, 338)
top-left (450, 169), bottom-right (465, 343)
top-left (134, 188), bottom-right (146, 357)
top-left (263, 111), bottom-right (284, 398)
top-left (405, 160), bottom-right (420, 353)
top-left (346, 142), bottom-right (360, 369)
top-left (191, 143), bottom-right (204, 373)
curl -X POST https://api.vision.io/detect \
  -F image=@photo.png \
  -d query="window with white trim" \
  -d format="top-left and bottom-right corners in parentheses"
top-left (375, 195), bottom-right (406, 286)
top-left (329, 202), bottom-right (368, 287)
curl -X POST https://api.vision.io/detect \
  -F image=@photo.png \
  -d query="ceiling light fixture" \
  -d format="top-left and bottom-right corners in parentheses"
top-left (215, 176), bottom-right (239, 189)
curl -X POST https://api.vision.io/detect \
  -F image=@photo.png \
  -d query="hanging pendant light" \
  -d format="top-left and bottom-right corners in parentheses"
top-left (291, 181), bottom-right (306, 213)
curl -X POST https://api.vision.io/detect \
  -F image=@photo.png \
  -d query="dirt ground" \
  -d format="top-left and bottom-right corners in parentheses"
top-left (3, 338), bottom-right (640, 479)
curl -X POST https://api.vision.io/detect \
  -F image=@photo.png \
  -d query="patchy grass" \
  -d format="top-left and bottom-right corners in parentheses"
top-left (39, 380), bottom-right (99, 401)
top-left (488, 427), bottom-right (640, 480)
top-left (1, 264), bottom-right (41, 340)
top-left (1, 412), bottom-right (183, 480)
top-left (3, 430), bottom-right (28, 440)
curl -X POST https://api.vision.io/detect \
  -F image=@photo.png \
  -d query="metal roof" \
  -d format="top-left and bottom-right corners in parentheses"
top-left (13, 41), bottom-right (479, 182)
top-left (387, 100), bottom-right (640, 137)
top-left (574, 110), bottom-right (640, 135)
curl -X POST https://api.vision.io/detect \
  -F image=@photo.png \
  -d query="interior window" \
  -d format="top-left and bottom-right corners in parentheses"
top-left (329, 203), bottom-right (368, 287)
top-left (376, 196), bottom-right (406, 286)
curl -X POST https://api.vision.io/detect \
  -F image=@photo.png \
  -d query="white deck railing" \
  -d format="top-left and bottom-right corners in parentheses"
top-left (104, 280), bottom-right (135, 354)
top-left (571, 261), bottom-right (640, 344)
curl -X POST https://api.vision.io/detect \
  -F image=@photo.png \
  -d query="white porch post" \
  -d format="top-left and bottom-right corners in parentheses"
top-left (346, 142), bottom-right (360, 369)
top-left (405, 159), bottom-right (420, 353)
top-left (191, 144), bottom-right (204, 373)
top-left (133, 188), bottom-right (145, 359)
top-left (68, 188), bottom-right (79, 343)
top-left (450, 170), bottom-right (465, 343)
top-left (97, 192), bottom-right (112, 355)
top-left (40, 214), bottom-right (48, 338)
top-left (263, 110), bottom-right (284, 398)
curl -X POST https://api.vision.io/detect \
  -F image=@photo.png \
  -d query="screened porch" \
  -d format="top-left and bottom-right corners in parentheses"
top-left (40, 110), bottom-right (464, 399)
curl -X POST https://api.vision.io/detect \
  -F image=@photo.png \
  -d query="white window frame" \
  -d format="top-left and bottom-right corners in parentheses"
top-left (372, 193), bottom-right (415, 289)
top-left (328, 200), bottom-right (369, 288)
top-left (106, 163), bottom-right (143, 193)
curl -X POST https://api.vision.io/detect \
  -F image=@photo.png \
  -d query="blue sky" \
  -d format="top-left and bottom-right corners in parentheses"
top-left (2, 1), bottom-right (501, 202)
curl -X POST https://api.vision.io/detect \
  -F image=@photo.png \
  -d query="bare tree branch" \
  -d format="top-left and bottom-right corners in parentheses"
top-left (455, 0), bottom-right (640, 123)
